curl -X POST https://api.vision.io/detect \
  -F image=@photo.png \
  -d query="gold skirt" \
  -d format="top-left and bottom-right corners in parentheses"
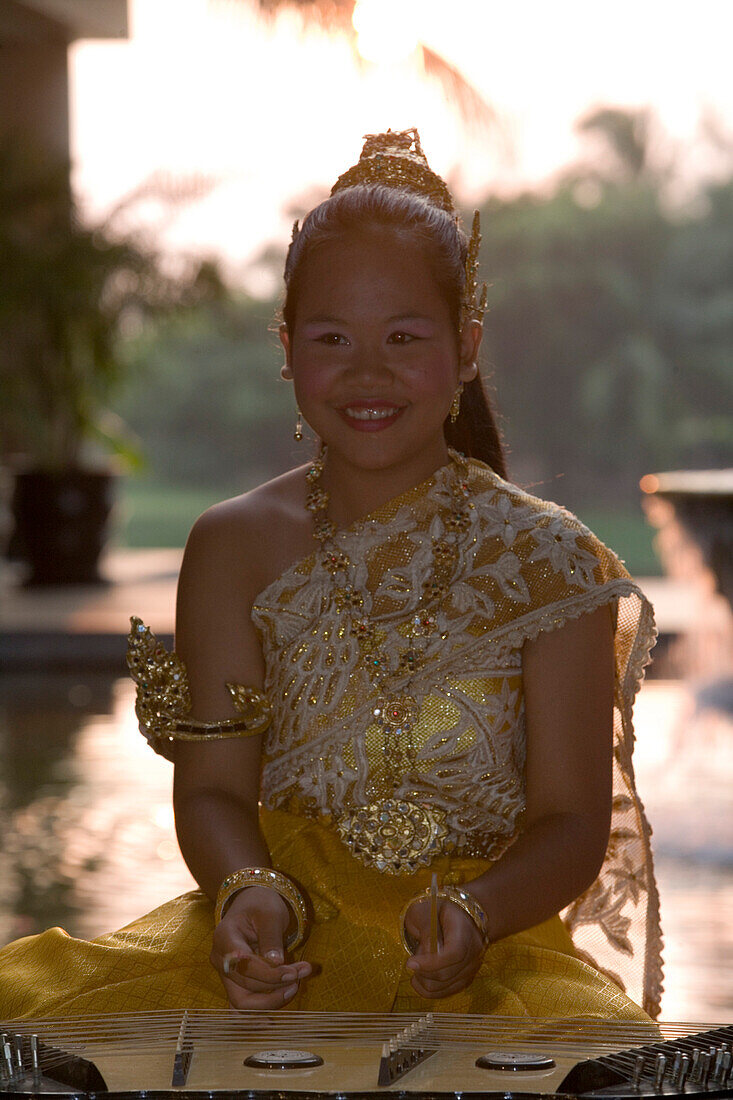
top-left (0, 809), bottom-right (649, 1020)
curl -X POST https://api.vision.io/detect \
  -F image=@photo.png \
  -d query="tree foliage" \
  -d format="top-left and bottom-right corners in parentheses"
top-left (116, 108), bottom-right (733, 513)
top-left (0, 147), bottom-right (227, 471)
top-left (115, 299), bottom-right (297, 491)
top-left (475, 109), bottom-right (733, 508)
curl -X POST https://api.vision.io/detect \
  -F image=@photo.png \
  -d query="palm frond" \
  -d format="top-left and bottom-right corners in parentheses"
top-left (254, 0), bottom-right (355, 29)
top-left (419, 44), bottom-right (499, 137)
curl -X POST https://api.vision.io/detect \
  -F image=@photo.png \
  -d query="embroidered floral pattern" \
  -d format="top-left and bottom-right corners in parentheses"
top-left (251, 458), bottom-right (661, 1017)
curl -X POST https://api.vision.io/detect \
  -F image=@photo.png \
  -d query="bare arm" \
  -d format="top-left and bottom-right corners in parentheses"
top-left (173, 505), bottom-right (268, 896)
top-left (172, 503), bottom-right (311, 1006)
top-left (471, 603), bottom-right (614, 936)
top-left (407, 605), bottom-right (614, 997)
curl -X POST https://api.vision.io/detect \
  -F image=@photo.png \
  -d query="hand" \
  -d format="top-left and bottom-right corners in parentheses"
top-left (210, 886), bottom-right (312, 1009)
top-left (403, 893), bottom-right (485, 999)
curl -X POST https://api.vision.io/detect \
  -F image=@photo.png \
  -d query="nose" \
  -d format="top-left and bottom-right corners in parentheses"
top-left (345, 343), bottom-right (394, 388)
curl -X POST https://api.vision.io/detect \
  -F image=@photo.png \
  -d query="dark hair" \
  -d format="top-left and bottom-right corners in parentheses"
top-left (282, 184), bottom-right (507, 478)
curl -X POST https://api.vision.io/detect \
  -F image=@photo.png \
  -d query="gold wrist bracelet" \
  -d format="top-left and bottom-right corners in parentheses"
top-left (400, 884), bottom-right (491, 954)
top-left (215, 867), bottom-right (308, 950)
top-left (441, 884), bottom-right (491, 945)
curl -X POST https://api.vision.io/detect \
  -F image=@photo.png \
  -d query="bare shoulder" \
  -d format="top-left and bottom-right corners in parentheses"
top-left (182, 464), bottom-right (314, 606)
top-left (174, 465), bottom-right (314, 714)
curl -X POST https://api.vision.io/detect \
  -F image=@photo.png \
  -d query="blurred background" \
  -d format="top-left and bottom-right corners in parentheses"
top-left (0, 0), bottom-right (731, 1023)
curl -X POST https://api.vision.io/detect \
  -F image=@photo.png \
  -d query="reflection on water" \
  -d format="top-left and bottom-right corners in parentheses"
top-left (0, 675), bottom-right (194, 944)
top-left (0, 672), bottom-right (731, 1019)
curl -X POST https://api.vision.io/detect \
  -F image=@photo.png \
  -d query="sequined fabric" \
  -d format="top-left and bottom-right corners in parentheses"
top-left (0, 459), bottom-right (661, 1021)
top-left (0, 809), bottom-right (649, 1022)
top-left (252, 458), bottom-right (661, 1016)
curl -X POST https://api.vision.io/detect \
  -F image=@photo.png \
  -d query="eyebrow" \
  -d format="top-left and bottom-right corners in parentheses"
top-left (302, 312), bottom-right (435, 325)
top-left (301, 315), bottom-right (344, 325)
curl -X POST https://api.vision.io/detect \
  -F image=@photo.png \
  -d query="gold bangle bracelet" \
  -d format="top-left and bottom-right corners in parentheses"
top-left (400, 884), bottom-right (491, 954)
top-left (215, 867), bottom-right (308, 950)
top-left (441, 884), bottom-right (491, 946)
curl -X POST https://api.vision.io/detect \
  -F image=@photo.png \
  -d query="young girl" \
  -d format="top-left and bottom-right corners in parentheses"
top-left (0, 129), bottom-right (661, 1021)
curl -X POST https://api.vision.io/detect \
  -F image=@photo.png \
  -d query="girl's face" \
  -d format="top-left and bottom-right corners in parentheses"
top-left (280, 229), bottom-right (480, 484)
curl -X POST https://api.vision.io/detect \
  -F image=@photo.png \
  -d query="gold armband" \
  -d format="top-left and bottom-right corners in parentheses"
top-left (400, 884), bottom-right (491, 954)
top-left (126, 617), bottom-right (272, 760)
top-left (215, 867), bottom-right (308, 949)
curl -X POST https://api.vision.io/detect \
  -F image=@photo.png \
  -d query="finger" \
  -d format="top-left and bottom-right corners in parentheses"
top-left (413, 963), bottom-right (479, 993)
top-left (232, 956), bottom-right (300, 991)
top-left (214, 948), bottom-right (294, 993)
top-left (407, 952), bottom-right (467, 981)
top-left (410, 966), bottom-right (479, 1000)
top-left (406, 934), bottom-right (472, 973)
top-left (406, 917), bottom-right (438, 961)
top-left (227, 981), bottom-right (300, 1011)
top-left (257, 916), bottom-right (288, 966)
top-left (223, 952), bottom-right (240, 977)
top-left (215, 933), bottom-right (312, 979)
top-left (234, 959), bottom-right (313, 994)
top-left (408, 922), bottom-right (483, 978)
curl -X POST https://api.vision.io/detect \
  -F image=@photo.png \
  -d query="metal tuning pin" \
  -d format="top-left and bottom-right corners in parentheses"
top-left (670, 1051), bottom-right (682, 1085)
top-left (631, 1053), bottom-right (646, 1089)
top-left (30, 1034), bottom-right (40, 1083)
top-left (2, 1040), bottom-right (15, 1086)
top-left (677, 1053), bottom-right (690, 1090)
top-left (12, 1035), bottom-right (24, 1078)
top-left (690, 1048), bottom-right (701, 1082)
top-left (698, 1051), bottom-right (711, 1088)
top-left (653, 1053), bottom-right (666, 1091)
top-left (711, 1046), bottom-right (726, 1083)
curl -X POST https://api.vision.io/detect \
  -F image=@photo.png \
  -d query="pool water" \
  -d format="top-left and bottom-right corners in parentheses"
top-left (0, 672), bottom-right (731, 1020)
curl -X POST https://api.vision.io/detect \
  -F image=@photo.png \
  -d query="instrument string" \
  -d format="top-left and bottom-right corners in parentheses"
top-left (1, 1010), bottom-right (719, 1057)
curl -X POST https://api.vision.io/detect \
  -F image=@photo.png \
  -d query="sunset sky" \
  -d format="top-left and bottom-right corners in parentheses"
top-left (69, 0), bottom-right (733, 285)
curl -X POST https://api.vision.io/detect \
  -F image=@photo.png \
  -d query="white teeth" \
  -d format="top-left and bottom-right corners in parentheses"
top-left (345, 407), bottom-right (399, 420)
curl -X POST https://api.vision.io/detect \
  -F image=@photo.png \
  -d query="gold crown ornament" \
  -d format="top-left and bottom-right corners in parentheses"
top-left (331, 127), bottom-right (455, 213)
top-left (325, 128), bottom-right (487, 324)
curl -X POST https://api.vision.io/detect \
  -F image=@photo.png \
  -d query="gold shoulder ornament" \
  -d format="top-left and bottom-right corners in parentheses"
top-left (126, 617), bottom-right (272, 760)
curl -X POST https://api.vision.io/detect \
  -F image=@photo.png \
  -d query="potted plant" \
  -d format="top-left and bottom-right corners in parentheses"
top-left (0, 149), bottom-right (224, 584)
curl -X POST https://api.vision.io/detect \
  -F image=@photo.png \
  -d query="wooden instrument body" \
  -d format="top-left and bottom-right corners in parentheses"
top-left (1, 1012), bottom-right (732, 1098)
top-left (97, 1042), bottom-right (576, 1094)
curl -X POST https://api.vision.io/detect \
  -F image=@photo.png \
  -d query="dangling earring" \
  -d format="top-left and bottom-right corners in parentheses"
top-left (449, 382), bottom-right (464, 424)
top-left (294, 409), bottom-right (303, 441)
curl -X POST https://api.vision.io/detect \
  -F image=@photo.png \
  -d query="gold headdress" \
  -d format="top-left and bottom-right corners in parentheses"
top-left (330, 128), bottom-right (487, 324)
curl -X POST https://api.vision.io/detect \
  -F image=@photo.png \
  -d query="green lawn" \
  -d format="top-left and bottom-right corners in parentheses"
top-left (574, 507), bottom-right (662, 576)
top-left (118, 481), bottom-right (663, 576)
top-left (116, 482), bottom-right (239, 549)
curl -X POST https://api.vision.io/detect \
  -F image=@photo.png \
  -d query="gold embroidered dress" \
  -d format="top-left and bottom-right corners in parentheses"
top-left (0, 459), bottom-right (661, 1020)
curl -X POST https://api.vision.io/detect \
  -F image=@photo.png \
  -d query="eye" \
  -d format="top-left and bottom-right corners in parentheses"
top-left (317, 332), bottom-right (349, 346)
top-left (387, 331), bottom-right (418, 345)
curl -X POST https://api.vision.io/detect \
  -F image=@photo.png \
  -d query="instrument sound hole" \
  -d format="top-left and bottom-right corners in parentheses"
top-left (244, 1049), bottom-right (324, 1069)
top-left (476, 1051), bottom-right (556, 1071)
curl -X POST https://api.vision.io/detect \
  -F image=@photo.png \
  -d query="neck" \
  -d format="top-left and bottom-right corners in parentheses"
top-left (319, 443), bottom-right (452, 529)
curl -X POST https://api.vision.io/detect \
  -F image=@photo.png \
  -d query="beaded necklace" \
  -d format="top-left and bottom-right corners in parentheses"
top-left (305, 448), bottom-right (475, 873)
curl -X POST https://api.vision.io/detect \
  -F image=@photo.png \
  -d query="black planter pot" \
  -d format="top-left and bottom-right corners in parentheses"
top-left (10, 468), bottom-right (118, 585)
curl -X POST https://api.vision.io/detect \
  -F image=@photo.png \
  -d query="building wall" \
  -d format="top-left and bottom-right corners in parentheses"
top-left (0, 0), bottom-right (127, 163)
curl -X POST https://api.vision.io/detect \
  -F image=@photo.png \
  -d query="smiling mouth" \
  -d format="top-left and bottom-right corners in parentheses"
top-left (343, 406), bottom-right (402, 421)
